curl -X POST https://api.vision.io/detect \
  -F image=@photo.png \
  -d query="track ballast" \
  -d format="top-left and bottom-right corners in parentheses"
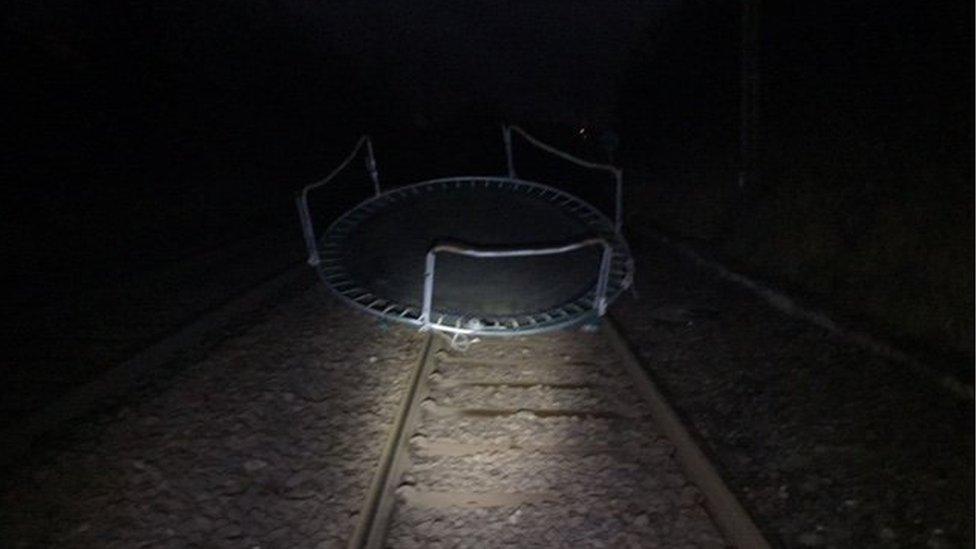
top-left (351, 323), bottom-right (766, 548)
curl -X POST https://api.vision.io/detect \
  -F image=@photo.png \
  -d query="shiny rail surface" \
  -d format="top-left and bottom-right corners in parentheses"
top-left (349, 321), bottom-right (769, 548)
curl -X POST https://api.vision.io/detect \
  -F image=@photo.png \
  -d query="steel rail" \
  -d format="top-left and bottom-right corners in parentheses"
top-left (347, 333), bottom-right (437, 549)
top-left (349, 321), bottom-right (770, 548)
top-left (602, 318), bottom-right (771, 548)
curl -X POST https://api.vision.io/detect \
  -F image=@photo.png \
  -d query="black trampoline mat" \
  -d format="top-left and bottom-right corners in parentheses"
top-left (318, 178), bottom-right (631, 330)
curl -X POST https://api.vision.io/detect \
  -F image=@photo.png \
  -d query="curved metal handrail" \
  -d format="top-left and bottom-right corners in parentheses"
top-left (296, 135), bottom-right (380, 266)
top-left (503, 125), bottom-right (624, 234)
top-left (420, 237), bottom-right (614, 334)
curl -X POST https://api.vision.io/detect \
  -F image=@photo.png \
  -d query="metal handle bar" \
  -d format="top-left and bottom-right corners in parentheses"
top-left (503, 125), bottom-right (624, 234)
top-left (420, 237), bottom-right (614, 332)
top-left (296, 135), bottom-right (380, 266)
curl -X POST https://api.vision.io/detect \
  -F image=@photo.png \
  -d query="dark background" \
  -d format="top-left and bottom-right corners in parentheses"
top-left (616, 1), bottom-right (972, 372)
top-left (2, 1), bottom-right (972, 388)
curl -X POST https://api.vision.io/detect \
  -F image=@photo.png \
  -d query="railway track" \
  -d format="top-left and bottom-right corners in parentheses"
top-left (349, 321), bottom-right (769, 548)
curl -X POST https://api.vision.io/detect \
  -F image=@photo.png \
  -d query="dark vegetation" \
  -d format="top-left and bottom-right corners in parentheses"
top-left (617, 0), bottom-right (973, 376)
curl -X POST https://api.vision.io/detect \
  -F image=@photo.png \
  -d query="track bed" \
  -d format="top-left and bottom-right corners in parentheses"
top-left (362, 331), bottom-right (731, 548)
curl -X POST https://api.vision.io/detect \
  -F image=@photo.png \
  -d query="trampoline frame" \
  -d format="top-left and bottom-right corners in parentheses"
top-left (421, 236), bottom-right (615, 335)
top-left (503, 125), bottom-right (624, 234)
top-left (296, 127), bottom-right (634, 338)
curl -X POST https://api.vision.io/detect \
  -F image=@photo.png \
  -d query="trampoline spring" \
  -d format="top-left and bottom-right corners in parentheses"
top-left (310, 176), bottom-right (633, 338)
top-left (450, 331), bottom-right (477, 351)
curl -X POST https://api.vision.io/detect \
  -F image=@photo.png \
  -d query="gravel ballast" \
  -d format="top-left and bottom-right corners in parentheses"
top-left (1, 286), bottom-right (423, 548)
top-left (613, 236), bottom-right (973, 548)
top-left (384, 332), bottom-right (728, 548)
top-left (3, 232), bottom-right (970, 548)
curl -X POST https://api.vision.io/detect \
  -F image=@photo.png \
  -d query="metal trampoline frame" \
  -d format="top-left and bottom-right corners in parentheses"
top-left (296, 126), bottom-right (634, 338)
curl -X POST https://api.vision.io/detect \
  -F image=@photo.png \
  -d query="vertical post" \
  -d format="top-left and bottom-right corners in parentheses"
top-left (296, 193), bottom-right (320, 266)
top-left (420, 250), bottom-right (437, 330)
top-left (595, 243), bottom-right (613, 316)
top-left (739, 0), bottom-right (760, 189)
top-left (365, 137), bottom-right (381, 196)
top-left (503, 125), bottom-right (516, 178)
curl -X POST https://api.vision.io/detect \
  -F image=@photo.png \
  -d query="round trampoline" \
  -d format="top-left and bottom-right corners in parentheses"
top-left (296, 128), bottom-right (634, 338)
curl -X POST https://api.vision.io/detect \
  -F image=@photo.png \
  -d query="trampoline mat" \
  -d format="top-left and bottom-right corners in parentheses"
top-left (317, 177), bottom-right (631, 331)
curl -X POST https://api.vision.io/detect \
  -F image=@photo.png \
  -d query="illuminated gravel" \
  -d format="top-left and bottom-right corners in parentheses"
top-left (435, 383), bottom-right (642, 411)
top-left (386, 332), bottom-right (727, 548)
top-left (613, 235), bottom-right (974, 548)
top-left (0, 288), bottom-right (423, 548)
top-left (419, 412), bottom-right (661, 449)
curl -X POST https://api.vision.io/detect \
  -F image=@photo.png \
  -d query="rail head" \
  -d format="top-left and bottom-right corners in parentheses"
top-left (296, 135), bottom-right (381, 266)
top-left (503, 125), bottom-right (624, 234)
top-left (419, 238), bottom-right (614, 334)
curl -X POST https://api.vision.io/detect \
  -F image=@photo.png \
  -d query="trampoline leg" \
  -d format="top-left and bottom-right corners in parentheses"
top-left (580, 317), bottom-right (602, 332)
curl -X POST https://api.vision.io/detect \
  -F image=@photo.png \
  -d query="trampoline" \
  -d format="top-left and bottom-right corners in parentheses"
top-left (296, 126), bottom-right (634, 340)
